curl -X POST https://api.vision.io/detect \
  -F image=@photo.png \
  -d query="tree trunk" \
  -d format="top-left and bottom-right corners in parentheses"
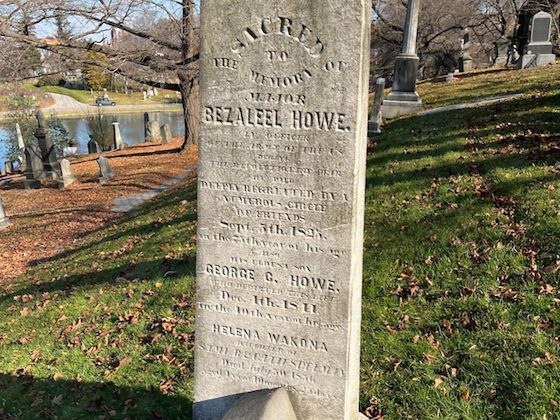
top-left (180, 0), bottom-right (198, 149)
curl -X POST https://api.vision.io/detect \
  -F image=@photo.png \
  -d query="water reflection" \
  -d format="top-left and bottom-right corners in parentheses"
top-left (0, 112), bottom-right (185, 159)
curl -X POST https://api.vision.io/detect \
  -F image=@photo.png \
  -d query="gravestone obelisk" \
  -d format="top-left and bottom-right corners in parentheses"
top-left (194, 2), bottom-right (370, 420)
top-left (35, 110), bottom-right (61, 180)
top-left (381, 0), bottom-right (423, 118)
top-left (0, 194), bottom-right (11, 231)
top-left (16, 123), bottom-right (26, 172)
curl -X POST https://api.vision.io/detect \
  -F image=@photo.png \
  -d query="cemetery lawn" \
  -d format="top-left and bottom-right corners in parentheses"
top-left (0, 62), bottom-right (560, 419)
top-left (362, 62), bottom-right (560, 419)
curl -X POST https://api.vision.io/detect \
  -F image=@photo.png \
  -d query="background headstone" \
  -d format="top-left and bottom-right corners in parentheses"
top-left (24, 143), bottom-right (46, 189)
top-left (494, 35), bottom-right (509, 66)
top-left (145, 121), bottom-right (161, 142)
top-left (194, 2), bottom-right (370, 420)
top-left (16, 123), bottom-right (26, 173)
top-left (4, 162), bottom-right (14, 175)
top-left (381, 0), bottom-right (423, 118)
top-left (35, 110), bottom-right (61, 180)
top-left (0, 194), bottom-right (11, 231)
top-left (161, 124), bottom-right (173, 144)
top-left (63, 147), bottom-right (79, 157)
top-left (88, 139), bottom-right (102, 154)
top-left (518, 11), bottom-right (555, 69)
top-left (113, 122), bottom-right (124, 150)
top-left (97, 156), bottom-right (115, 183)
top-left (58, 159), bottom-right (77, 189)
top-left (368, 77), bottom-right (385, 135)
top-left (459, 29), bottom-right (473, 72)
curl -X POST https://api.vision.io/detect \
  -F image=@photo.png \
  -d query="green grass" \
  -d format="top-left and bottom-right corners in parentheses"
top-left (0, 179), bottom-right (198, 419)
top-left (3, 63), bottom-right (560, 418)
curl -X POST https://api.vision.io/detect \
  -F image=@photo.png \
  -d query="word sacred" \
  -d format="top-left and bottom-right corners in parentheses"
top-left (203, 106), bottom-right (350, 132)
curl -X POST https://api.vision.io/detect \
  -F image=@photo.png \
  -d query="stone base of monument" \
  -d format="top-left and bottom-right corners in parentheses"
top-left (220, 388), bottom-right (297, 420)
top-left (517, 53), bottom-right (555, 69)
top-left (0, 217), bottom-right (11, 231)
top-left (381, 92), bottom-right (423, 119)
top-left (219, 388), bottom-right (368, 420)
top-left (368, 120), bottom-right (381, 136)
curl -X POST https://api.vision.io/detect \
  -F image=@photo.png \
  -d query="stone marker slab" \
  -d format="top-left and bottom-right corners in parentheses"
top-left (58, 159), bottom-right (77, 189)
top-left (194, 2), bottom-right (370, 420)
top-left (24, 143), bottom-right (46, 189)
top-left (97, 156), bottom-right (115, 183)
top-left (0, 194), bottom-right (11, 231)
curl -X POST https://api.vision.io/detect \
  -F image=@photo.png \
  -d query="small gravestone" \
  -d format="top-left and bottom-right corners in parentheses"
top-left (24, 143), bottom-right (46, 189)
top-left (112, 122), bottom-right (124, 150)
top-left (4, 162), bottom-right (14, 175)
top-left (35, 110), bottom-right (61, 180)
top-left (88, 138), bottom-right (102, 154)
top-left (143, 91), bottom-right (147, 100)
top-left (16, 123), bottom-right (26, 173)
top-left (97, 156), bottom-right (115, 183)
top-left (494, 35), bottom-right (509, 66)
top-left (145, 121), bottom-right (161, 142)
top-left (103, 88), bottom-right (108, 99)
top-left (518, 11), bottom-right (556, 69)
top-left (63, 147), bottom-right (79, 157)
top-left (58, 159), bottom-right (77, 189)
top-left (194, 2), bottom-right (370, 420)
top-left (459, 29), bottom-right (472, 72)
top-left (368, 78), bottom-right (385, 135)
top-left (161, 124), bottom-right (173, 144)
top-left (0, 194), bottom-right (11, 231)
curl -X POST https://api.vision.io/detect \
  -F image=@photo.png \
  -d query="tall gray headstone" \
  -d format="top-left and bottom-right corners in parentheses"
top-left (145, 121), bottom-right (161, 142)
top-left (494, 35), bottom-right (509, 66)
top-left (58, 159), bottom-right (77, 189)
top-left (161, 124), bottom-right (173, 144)
top-left (0, 194), bottom-right (11, 231)
top-left (381, 0), bottom-right (423, 118)
top-left (459, 29), bottom-right (472, 72)
top-left (4, 162), bottom-right (14, 175)
top-left (35, 110), bottom-right (61, 180)
top-left (24, 143), bottom-right (46, 189)
top-left (195, 2), bottom-right (370, 420)
top-left (97, 156), bottom-right (115, 183)
top-left (518, 11), bottom-right (556, 69)
top-left (112, 122), bottom-right (124, 150)
top-left (368, 78), bottom-right (385, 135)
top-left (16, 123), bottom-right (26, 173)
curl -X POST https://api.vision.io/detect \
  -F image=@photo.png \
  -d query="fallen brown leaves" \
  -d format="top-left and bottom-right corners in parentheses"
top-left (0, 138), bottom-right (197, 284)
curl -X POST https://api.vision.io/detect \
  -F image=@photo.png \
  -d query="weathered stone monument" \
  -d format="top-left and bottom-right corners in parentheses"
top-left (112, 122), bottom-right (124, 150)
top-left (144, 112), bottom-right (161, 142)
top-left (518, 11), bottom-right (556, 69)
top-left (24, 143), bottom-right (46, 189)
top-left (4, 162), bottom-right (14, 175)
top-left (494, 35), bottom-right (509, 66)
top-left (0, 194), bottom-right (11, 231)
top-left (35, 110), bottom-right (61, 180)
top-left (97, 156), bottom-right (115, 183)
top-left (58, 159), bottom-right (77, 189)
top-left (16, 123), bottom-right (26, 173)
top-left (161, 124), bottom-right (173, 144)
top-left (381, 0), bottom-right (423, 118)
top-left (368, 78), bottom-right (385, 135)
top-left (459, 29), bottom-right (473, 72)
top-left (88, 138), bottom-right (102, 154)
top-left (194, 2), bottom-right (370, 419)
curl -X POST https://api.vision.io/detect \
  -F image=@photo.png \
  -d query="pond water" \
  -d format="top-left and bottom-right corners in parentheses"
top-left (0, 111), bottom-right (185, 162)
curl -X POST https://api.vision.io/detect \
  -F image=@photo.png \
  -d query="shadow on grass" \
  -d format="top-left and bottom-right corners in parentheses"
top-left (0, 373), bottom-right (192, 420)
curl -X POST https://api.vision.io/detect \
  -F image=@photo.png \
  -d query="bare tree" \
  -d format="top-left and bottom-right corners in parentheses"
top-left (370, 0), bottom-right (542, 81)
top-left (0, 0), bottom-right (199, 146)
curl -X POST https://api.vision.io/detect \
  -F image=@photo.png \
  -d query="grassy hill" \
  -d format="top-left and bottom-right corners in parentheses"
top-left (2, 62), bottom-right (560, 419)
